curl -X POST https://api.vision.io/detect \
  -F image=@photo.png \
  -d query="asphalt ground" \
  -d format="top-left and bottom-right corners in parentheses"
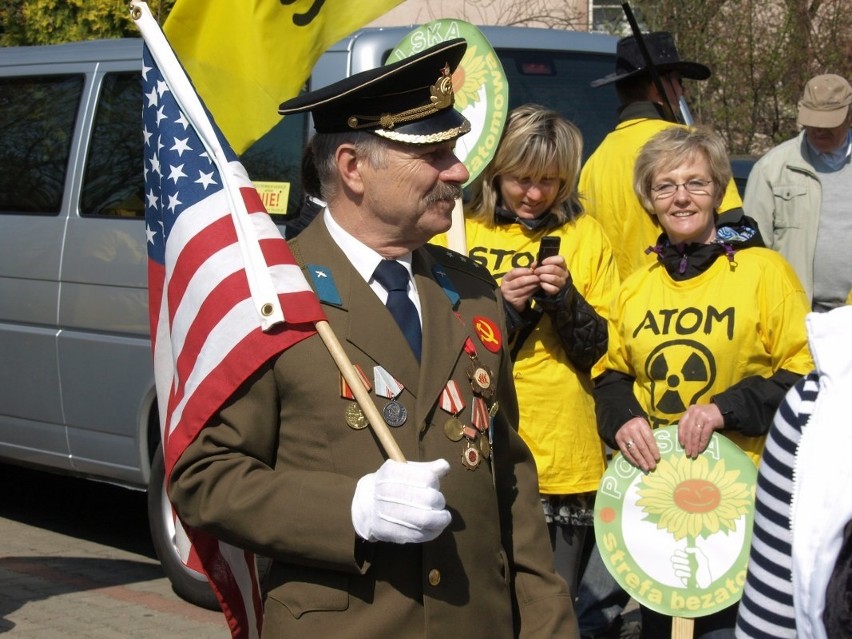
top-left (0, 463), bottom-right (227, 638)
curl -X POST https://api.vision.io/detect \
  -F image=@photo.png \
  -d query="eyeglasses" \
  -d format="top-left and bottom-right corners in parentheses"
top-left (651, 179), bottom-right (713, 200)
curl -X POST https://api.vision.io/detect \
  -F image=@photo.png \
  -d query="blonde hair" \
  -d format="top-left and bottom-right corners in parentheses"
top-left (633, 125), bottom-right (732, 213)
top-left (467, 104), bottom-right (583, 225)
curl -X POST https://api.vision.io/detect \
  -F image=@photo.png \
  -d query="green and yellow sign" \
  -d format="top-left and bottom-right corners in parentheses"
top-left (387, 19), bottom-right (508, 186)
top-left (595, 425), bottom-right (757, 617)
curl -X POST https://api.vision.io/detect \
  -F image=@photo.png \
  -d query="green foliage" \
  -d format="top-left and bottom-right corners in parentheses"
top-left (0, 0), bottom-right (176, 46)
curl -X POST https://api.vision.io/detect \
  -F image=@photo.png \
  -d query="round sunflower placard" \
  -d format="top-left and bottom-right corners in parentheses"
top-left (387, 19), bottom-right (509, 186)
top-left (594, 425), bottom-right (757, 618)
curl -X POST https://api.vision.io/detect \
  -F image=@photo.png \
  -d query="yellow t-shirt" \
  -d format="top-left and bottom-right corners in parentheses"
top-left (592, 248), bottom-right (814, 463)
top-left (435, 213), bottom-right (620, 493)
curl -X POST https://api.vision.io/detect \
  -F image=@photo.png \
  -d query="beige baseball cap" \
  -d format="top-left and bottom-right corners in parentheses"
top-left (797, 74), bottom-right (852, 128)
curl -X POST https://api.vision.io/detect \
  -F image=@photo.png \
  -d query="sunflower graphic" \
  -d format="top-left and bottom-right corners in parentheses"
top-left (635, 454), bottom-right (753, 588)
top-left (637, 454), bottom-right (752, 540)
top-left (452, 44), bottom-right (487, 111)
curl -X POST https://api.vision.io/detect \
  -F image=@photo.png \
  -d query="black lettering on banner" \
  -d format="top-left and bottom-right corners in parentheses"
top-left (633, 306), bottom-right (735, 341)
top-left (280, 0), bottom-right (326, 26)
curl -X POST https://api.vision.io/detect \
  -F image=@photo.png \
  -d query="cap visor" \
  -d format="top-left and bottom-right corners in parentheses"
top-left (798, 106), bottom-right (849, 129)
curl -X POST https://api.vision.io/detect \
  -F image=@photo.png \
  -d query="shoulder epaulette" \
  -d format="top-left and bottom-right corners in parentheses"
top-left (288, 236), bottom-right (307, 269)
top-left (423, 243), bottom-right (497, 288)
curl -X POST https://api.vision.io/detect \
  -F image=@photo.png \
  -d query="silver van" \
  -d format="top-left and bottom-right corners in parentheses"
top-left (0, 25), bottom-right (618, 608)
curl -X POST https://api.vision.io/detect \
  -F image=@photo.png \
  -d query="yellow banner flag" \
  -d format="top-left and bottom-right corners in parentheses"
top-left (164, 0), bottom-right (404, 154)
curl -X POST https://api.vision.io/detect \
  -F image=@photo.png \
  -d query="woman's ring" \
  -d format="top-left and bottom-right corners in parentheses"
top-left (626, 440), bottom-right (634, 450)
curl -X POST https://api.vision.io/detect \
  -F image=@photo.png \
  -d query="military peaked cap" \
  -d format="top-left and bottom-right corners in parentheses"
top-left (279, 38), bottom-right (471, 144)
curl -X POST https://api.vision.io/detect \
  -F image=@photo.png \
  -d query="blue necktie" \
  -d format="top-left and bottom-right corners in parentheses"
top-left (373, 260), bottom-right (422, 361)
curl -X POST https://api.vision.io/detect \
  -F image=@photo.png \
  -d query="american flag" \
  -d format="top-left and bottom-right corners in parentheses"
top-left (136, 2), bottom-right (325, 637)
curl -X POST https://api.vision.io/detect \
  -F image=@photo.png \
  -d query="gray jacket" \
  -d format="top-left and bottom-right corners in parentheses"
top-left (744, 131), bottom-right (820, 303)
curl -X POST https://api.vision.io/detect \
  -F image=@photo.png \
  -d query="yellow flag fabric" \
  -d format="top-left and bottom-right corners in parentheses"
top-left (164, 0), bottom-right (403, 154)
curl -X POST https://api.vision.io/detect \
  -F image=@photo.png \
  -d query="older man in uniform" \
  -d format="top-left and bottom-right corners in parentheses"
top-left (168, 39), bottom-right (577, 639)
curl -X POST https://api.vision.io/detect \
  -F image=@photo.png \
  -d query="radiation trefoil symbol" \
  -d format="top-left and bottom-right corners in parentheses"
top-left (645, 340), bottom-right (717, 416)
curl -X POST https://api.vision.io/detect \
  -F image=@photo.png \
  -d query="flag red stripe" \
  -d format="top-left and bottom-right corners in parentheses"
top-left (166, 214), bottom-right (238, 321)
top-left (142, 35), bottom-right (325, 639)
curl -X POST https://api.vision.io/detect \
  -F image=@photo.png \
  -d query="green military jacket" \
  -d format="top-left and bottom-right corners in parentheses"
top-left (169, 216), bottom-right (578, 639)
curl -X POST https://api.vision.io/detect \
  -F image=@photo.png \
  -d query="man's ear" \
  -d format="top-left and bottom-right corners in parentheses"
top-left (336, 144), bottom-right (365, 195)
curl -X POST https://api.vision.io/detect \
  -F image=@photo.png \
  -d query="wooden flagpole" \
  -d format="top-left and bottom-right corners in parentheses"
top-left (315, 321), bottom-right (405, 462)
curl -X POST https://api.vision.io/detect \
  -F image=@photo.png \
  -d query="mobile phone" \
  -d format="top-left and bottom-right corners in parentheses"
top-left (536, 236), bottom-right (561, 264)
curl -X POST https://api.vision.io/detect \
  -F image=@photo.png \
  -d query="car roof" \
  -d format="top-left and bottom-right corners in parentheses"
top-left (0, 38), bottom-right (142, 67)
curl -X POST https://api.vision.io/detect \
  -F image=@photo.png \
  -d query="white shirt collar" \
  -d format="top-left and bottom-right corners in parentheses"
top-left (322, 209), bottom-right (415, 284)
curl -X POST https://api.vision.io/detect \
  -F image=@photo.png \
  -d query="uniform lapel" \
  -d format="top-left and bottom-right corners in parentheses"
top-left (412, 248), bottom-right (469, 426)
top-left (293, 223), bottom-right (471, 428)
top-left (294, 220), bottom-right (421, 392)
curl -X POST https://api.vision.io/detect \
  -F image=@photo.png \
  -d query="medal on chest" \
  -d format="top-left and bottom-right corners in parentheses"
top-left (373, 366), bottom-right (408, 427)
top-left (455, 339), bottom-right (500, 469)
top-left (340, 364), bottom-right (372, 430)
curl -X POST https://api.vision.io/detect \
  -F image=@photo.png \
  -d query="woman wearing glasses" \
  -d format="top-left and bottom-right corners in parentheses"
top-left (591, 125), bottom-right (813, 639)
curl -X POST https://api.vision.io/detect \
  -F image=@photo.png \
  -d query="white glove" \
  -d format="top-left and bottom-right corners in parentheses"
top-left (351, 458), bottom-right (452, 544)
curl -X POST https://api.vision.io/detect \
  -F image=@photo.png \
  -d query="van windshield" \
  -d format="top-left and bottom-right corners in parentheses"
top-left (242, 46), bottom-right (620, 222)
top-left (496, 48), bottom-right (619, 162)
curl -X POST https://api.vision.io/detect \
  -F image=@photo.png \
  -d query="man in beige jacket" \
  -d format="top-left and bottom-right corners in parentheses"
top-left (745, 74), bottom-right (852, 311)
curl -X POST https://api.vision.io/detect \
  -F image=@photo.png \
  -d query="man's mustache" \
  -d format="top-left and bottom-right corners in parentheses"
top-left (426, 183), bottom-right (462, 204)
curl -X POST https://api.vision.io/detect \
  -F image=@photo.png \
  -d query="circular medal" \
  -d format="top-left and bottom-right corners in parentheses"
top-left (462, 443), bottom-right (481, 470)
top-left (443, 416), bottom-right (465, 442)
top-left (382, 400), bottom-right (408, 427)
top-left (467, 360), bottom-right (495, 399)
top-left (345, 404), bottom-right (368, 430)
top-left (479, 435), bottom-right (491, 459)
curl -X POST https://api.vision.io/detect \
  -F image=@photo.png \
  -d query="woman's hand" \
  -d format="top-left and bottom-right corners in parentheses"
top-left (677, 403), bottom-right (724, 458)
top-left (532, 255), bottom-right (569, 297)
top-left (616, 416), bottom-right (659, 472)
top-left (500, 267), bottom-right (543, 312)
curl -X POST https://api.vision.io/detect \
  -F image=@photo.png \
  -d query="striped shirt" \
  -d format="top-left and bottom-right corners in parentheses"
top-left (735, 372), bottom-right (819, 638)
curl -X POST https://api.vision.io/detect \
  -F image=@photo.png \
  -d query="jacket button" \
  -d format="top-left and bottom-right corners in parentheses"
top-left (428, 569), bottom-right (441, 586)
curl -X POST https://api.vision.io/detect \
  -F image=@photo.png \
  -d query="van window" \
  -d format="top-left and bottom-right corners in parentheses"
top-left (240, 110), bottom-right (308, 219)
top-left (76, 70), bottom-right (309, 222)
top-left (497, 49), bottom-right (618, 161)
top-left (0, 74), bottom-right (84, 214)
top-left (81, 72), bottom-right (144, 218)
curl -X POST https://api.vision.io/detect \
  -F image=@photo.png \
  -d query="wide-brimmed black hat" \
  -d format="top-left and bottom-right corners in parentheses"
top-left (591, 31), bottom-right (711, 88)
top-left (279, 39), bottom-right (471, 144)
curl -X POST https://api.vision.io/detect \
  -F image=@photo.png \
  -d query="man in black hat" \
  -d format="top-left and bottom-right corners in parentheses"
top-left (578, 31), bottom-right (749, 280)
top-left (169, 39), bottom-right (578, 639)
